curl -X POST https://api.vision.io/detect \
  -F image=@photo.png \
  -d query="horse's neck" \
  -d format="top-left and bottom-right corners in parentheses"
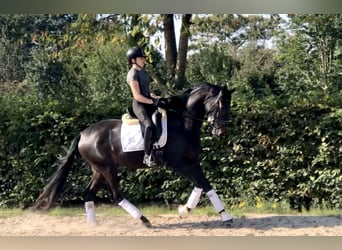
top-left (168, 87), bottom-right (206, 134)
top-left (186, 88), bottom-right (206, 119)
top-left (184, 93), bottom-right (206, 133)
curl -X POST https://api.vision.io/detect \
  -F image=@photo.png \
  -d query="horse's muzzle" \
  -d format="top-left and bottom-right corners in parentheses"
top-left (212, 127), bottom-right (226, 137)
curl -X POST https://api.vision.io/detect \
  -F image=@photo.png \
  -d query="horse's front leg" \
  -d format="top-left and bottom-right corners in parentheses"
top-left (206, 189), bottom-right (233, 223)
top-left (178, 187), bottom-right (233, 223)
top-left (178, 187), bottom-right (202, 217)
top-left (177, 167), bottom-right (233, 224)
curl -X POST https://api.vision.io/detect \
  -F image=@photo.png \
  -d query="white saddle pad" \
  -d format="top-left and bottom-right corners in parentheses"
top-left (120, 109), bottom-right (167, 152)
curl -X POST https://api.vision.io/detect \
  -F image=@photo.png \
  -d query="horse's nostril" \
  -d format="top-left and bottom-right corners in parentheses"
top-left (218, 129), bottom-right (226, 136)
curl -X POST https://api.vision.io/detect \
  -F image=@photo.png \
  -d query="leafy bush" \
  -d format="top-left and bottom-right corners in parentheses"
top-left (1, 88), bottom-right (341, 210)
top-left (200, 103), bottom-right (341, 210)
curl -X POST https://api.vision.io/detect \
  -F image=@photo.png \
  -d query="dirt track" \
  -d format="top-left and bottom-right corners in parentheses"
top-left (1, 212), bottom-right (341, 236)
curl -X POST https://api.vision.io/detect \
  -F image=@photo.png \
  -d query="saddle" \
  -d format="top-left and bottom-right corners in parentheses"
top-left (120, 107), bottom-right (167, 154)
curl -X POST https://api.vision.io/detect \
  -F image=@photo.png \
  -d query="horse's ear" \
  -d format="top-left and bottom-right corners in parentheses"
top-left (222, 85), bottom-right (235, 95)
top-left (229, 88), bottom-right (236, 94)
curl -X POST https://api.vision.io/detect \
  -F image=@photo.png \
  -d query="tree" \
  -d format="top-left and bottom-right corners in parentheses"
top-left (162, 14), bottom-right (192, 90)
top-left (175, 14), bottom-right (192, 89)
top-left (188, 14), bottom-right (281, 102)
top-left (0, 15), bottom-right (41, 87)
top-left (121, 14), bottom-right (193, 91)
top-left (190, 14), bottom-right (280, 52)
top-left (0, 14), bottom-right (82, 97)
top-left (276, 14), bottom-right (342, 103)
top-left (162, 14), bottom-right (177, 81)
top-left (186, 43), bottom-right (240, 85)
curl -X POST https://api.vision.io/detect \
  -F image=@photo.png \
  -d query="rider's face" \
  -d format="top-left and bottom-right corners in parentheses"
top-left (135, 57), bottom-right (145, 67)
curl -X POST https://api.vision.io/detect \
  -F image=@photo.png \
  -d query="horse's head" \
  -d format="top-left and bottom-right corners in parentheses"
top-left (185, 83), bottom-right (235, 137)
top-left (204, 84), bottom-right (235, 137)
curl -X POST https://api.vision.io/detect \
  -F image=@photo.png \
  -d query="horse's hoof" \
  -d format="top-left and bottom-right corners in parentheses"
top-left (140, 215), bottom-right (152, 228)
top-left (221, 212), bottom-right (233, 222)
top-left (178, 205), bottom-right (190, 218)
top-left (221, 212), bottom-right (233, 226)
top-left (88, 221), bottom-right (100, 226)
top-left (223, 219), bottom-right (233, 227)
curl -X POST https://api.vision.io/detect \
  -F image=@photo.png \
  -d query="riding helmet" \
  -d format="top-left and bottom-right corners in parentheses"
top-left (126, 47), bottom-right (146, 64)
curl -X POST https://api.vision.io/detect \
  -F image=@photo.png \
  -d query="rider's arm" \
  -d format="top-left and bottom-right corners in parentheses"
top-left (129, 80), bottom-right (154, 104)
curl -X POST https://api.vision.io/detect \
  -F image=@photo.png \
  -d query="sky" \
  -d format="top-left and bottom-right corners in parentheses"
top-left (151, 14), bottom-right (288, 56)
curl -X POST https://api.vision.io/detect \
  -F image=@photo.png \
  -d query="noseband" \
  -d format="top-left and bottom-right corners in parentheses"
top-left (205, 90), bottom-right (230, 126)
top-left (179, 89), bottom-right (230, 127)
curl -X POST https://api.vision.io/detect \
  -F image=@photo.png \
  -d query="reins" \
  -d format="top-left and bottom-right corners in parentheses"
top-left (166, 88), bottom-right (230, 126)
top-left (166, 107), bottom-right (229, 130)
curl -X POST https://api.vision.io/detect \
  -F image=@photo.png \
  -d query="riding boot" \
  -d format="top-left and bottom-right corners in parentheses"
top-left (143, 126), bottom-right (157, 167)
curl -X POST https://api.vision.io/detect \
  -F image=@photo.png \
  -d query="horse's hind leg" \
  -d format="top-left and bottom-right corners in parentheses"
top-left (100, 163), bottom-right (152, 228)
top-left (118, 199), bottom-right (152, 228)
top-left (84, 168), bottom-right (105, 225)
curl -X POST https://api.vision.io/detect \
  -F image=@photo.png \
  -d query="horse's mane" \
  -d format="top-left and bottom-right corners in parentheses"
top-left (167, 85), bottom-right (196, 108)
top-left (166, 83), bottom-right (218, 112)
top-left (166, 92), bottom-right (189, 111)
top-left (197, 82), bottom-right (222, 94)
top-left (187, 82), bottom-right (221, 94)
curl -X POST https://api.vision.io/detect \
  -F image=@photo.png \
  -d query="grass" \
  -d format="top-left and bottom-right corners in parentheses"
top-left (0, 208), bottom-right (24, 218)
top-left (0, 201), bottom-right (340, 218)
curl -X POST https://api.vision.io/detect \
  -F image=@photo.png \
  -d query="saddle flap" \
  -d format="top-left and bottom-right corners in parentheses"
top-left (120, 108), bottom-right (167, 152)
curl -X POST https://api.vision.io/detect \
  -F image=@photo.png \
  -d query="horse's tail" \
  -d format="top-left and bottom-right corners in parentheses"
top-left (31, 134), bottom-right (81, 210)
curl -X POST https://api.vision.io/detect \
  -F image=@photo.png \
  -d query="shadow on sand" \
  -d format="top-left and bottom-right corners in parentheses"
top-left (152, 215), bottom-right (342, 230)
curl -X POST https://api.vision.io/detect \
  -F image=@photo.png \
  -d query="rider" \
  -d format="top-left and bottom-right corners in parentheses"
top-left (126, 47), bottom-right (167, 167)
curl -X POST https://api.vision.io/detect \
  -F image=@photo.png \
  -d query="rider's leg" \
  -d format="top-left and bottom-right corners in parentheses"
top-left (133, 102), bottom-right (156, 167)
top-left (142, 120), bottom-right (156, 167)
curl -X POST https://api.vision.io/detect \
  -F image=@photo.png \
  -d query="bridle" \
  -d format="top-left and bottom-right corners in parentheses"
top-left (202, 88), bottom-right (231, 126)
top-left (168, 89), bottom-right (230, 128)
top-left (205, 90), bottom-right (229, 125)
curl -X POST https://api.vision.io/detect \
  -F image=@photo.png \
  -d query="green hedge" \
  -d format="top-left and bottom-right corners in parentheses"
top-left (0, 94), bottom-right (341, 211)
top-left (200, 104), bottom-right (341, 211)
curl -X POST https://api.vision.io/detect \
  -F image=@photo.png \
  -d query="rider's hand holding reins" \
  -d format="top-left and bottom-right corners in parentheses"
top-left (153, 97), bottom-right (168, 109)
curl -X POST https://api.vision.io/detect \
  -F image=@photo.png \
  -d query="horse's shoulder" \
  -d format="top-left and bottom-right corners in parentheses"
top-left (97, 119), bottom-right (120, 124)
top-left (84, 119), bottom-right (120, 131)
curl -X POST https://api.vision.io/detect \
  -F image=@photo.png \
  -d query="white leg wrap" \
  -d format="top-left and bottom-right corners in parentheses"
top-left (207, 189), bottom-right (225, 213)
top-left (178, 187), bottom-right (203, 218)
top-left (207, 190), bottom-right (233, 222)
top-left (186, 187), bottom-right (203, 209)
top-left (119, 199), bottom-right (142, 219)
top-left (178, 205), bottom-right (189, 218)
top-left (85, 201), bottom-right (98, 225)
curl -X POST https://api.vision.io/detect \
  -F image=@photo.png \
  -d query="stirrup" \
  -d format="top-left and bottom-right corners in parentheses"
top-left (143, 154), bottom-right (157, 167)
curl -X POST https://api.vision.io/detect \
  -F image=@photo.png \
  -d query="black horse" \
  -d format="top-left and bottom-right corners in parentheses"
top-left (32, 82), bottom-right (235, 227)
